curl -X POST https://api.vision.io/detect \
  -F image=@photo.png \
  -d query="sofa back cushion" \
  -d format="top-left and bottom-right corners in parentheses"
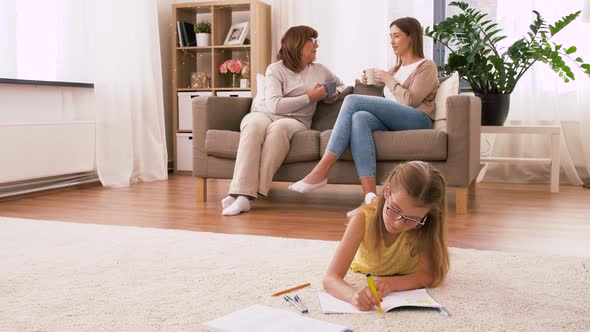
top-left (353, 79), bottom-right (385, 97)
top-left (434, 72), bottom-right (460, 121)
top-left (310, 86), bottom-right (353, 131)
top-left (432, 72), bottom-right (460, 131)
top-left (311, 81), bottom-right (385, 131)
top-left (310, 75), bottom-right (457, 131)
top-left (250, 73), bottom-right (268, 113)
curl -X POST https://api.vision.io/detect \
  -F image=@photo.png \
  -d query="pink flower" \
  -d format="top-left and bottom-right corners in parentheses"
top-left (219, 63), bottom-right (227, 74)
top-left (219, 59), bottom-right (249, 74)
top-left (227, 59), bottom-right (242, 74)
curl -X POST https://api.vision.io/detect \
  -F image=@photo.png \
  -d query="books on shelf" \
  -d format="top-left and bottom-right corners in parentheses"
top-left (176, 21), bottom-right (196, 47)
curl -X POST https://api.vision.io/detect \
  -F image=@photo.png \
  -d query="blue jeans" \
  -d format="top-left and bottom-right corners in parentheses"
top-left (326, 95), bottom-right (433, 178)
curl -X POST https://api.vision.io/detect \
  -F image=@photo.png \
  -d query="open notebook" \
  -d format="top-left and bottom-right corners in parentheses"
top-left (319, 288), bottom-right (443, 314)
top-left (203, 304), bottom-right (352, 332)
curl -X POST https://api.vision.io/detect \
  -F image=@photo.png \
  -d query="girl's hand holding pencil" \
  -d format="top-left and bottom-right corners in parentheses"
top-left (351, 286), bottom-right (382, 312)
top-left (374, 278), bottom-right (394, 299)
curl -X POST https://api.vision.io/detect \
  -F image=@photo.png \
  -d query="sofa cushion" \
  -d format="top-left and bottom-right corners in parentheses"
top-left (283, 130), bottom-right (321, 163)
top-left (353, 79), bottom-right (385, 97)
top-left (206, 129), bottom-right (321, 163)
top-left (250, 73), bottom-right (268, 113)
top-left (320, 129), bottom-right (447, 161)
top-left (434, 72), bottom-right (460, 121)
top-left (311, 86), bottom-right (353, 132)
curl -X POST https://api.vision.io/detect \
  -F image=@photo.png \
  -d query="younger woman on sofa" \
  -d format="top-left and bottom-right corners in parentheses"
top-left (222, 25), bottom-right (345, 216)
top-left (289, 18), bottom-right (439, 210)
top-left (323, 161), bottom-right (449, 311)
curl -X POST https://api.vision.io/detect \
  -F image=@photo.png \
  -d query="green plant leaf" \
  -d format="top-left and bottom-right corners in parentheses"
top-left (549, 11), bottom-right (580, 36)
top-left (194, 20), bottom-right (211, 34)
top-left (426, 2), bottom-right (588, 94)
top-left (450, 1), bottom-right (469, 11)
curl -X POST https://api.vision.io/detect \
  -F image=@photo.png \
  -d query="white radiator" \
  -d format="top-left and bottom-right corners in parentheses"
top-left (0, 122), bottom-right (96, 183)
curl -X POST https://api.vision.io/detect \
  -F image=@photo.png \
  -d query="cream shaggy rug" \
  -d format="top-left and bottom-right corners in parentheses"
top-left (1, 217), bottom-right (589, 332)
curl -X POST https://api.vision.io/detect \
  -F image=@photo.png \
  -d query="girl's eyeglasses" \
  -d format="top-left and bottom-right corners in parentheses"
top-left (308, 37), bottom-right (319, 45)
top-left (385, 197), bottom-right (427, 229)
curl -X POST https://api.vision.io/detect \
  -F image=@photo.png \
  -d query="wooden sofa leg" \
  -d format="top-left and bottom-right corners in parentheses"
top-left (456, 187), bottom-right (467, 215)
top-left (196, 177), bottom-right (207, 202)
top-left (468, 179), bottom-right (477, 200)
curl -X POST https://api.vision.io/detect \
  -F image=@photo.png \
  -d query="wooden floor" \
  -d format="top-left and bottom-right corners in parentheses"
top-left (1, 176), bottom-right (589, 257)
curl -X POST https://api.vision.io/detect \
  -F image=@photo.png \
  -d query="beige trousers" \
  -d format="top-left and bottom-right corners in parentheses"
top-left (229, 112), bottom-right (307, 198)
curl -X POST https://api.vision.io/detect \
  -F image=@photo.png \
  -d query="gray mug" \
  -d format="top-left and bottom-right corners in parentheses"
top-left (321, 81), bottom-right (337, 98)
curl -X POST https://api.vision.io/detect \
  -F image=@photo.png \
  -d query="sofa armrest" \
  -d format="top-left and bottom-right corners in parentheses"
top-left (444, 95), bottom-right (481, 187)
top-left (192, 96), bottom-right (252, 177)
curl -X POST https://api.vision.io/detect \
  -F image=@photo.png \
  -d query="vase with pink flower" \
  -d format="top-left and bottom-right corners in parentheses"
top-left (219, 58), bottom-right (249, 88)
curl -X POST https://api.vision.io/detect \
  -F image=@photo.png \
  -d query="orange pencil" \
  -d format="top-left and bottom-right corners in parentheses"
top-left (271, 283), bottom-right (311, 297)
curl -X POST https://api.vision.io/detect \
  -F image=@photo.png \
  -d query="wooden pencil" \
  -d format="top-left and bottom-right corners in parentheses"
top-left (271, 283), bottom-right (311, 297)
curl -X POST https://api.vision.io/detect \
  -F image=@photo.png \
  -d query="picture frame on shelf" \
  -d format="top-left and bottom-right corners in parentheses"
top-left (223, 22), bottom-right (249, 45)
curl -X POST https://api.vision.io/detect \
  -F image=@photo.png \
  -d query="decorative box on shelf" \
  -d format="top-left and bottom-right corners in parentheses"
top-left (216, 91), bottom-right (251, 98)
top-left (177, 91), bottom-right (212, 131)
top-left (176, 133), bottom-right (193, 171)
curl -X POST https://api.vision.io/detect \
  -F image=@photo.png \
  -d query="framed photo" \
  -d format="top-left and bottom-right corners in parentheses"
top-left (223, 22), bottom-right (249, 45)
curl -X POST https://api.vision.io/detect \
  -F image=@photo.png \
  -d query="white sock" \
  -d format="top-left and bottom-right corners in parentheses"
top-left (346, 192), bottom-right (377, 217)
top-left (222, 195), bottom-right (251, 216)
top-left (364, 192), bottom-right (377, 204)
top-left (221, 196), bottom-right (236, 209)
top-left (346, 206), bottom-right (361, 218)
top-left (288, 178), bottom-right (328, 193)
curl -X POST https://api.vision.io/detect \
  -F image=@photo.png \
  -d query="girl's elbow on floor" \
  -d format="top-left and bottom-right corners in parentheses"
top-left (323, 274), bottom-right (338, 290)
top-left (420, 272), bottom-right (436, 288)
top-left (322, 275), bottom-right (331, 290)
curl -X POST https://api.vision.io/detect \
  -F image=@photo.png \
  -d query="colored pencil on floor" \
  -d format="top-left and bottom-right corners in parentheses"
top-left (271, 282), bottom-right (311, 297)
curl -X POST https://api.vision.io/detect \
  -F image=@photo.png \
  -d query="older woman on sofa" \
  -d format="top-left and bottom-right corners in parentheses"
top-left (222, 25), bottom-right (345, 216)
top-left (290, 17), bottom-right (439, 210)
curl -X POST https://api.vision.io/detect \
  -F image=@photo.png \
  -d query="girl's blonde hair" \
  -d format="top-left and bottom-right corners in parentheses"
top-left (370, 161), bottom-right (449, 287)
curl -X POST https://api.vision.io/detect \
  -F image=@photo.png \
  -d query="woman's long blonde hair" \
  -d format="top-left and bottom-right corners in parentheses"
top-left (370, 161), bottom-right (449, 287)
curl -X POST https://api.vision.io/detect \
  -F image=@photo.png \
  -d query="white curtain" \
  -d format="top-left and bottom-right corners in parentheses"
top-left (271, 0), bottom-right (433, 86)
top-left (88, 0), bottom-right (168, 187)
top-left (479, 0), bottom-right (590, 184)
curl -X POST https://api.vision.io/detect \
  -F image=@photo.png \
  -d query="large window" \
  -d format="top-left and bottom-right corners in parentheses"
top-left (0, 0), bottom-right (91, 83)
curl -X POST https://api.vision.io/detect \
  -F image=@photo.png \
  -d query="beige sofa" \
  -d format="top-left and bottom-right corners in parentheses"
top-left (192, 83), bottom-right (481, 214)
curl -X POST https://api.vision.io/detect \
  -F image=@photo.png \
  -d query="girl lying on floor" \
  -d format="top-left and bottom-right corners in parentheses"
top-left (322, 161), bottom-right (449, 311)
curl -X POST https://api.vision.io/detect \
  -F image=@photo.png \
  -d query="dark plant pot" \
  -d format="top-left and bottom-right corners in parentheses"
top-left (475, 93), bottom-right (511, 126)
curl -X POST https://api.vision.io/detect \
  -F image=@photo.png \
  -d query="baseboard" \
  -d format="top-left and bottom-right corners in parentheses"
top-left (0, 171), bottom-right (100, 200)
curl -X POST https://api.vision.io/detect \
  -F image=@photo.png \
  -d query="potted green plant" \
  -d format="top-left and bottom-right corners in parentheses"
top-left (194, 20), bottom-right (211, 47)
top-left (425, 1), bottom-right (590, 125)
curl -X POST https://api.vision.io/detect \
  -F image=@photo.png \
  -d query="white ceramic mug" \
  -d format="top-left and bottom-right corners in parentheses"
top-left (365, 68), bottom-right (376, 85)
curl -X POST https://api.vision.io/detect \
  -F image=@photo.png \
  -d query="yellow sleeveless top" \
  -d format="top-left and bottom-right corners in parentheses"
top-left (350, 203), bottom-right (419, 276)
